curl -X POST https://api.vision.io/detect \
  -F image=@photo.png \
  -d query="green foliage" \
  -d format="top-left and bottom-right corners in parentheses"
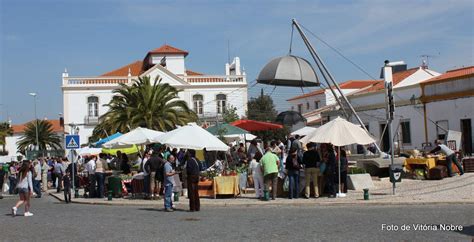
top-left (16, 119), bottom-right (62, 153)
top-left (222, 105), bottom-right (239, 123)
top-left (0, 122), bottom-right (13, 153)
top-left (90, 75), bottom-right (197, 142)
top-left (246, 90), bottom-right (290, 142)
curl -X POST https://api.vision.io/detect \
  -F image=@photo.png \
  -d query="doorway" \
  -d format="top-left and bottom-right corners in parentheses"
top-left (380, 123), bottom-right (390, 152)
top-left (461, 119), bottom-right (472, 155)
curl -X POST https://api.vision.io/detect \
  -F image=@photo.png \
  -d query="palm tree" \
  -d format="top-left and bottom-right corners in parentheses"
top-left (96, 75), bottom-right (197, 136)
top-left (0, 122), bottom-right (13, 153)
top-left (17, 119), bottom-right (62, 153)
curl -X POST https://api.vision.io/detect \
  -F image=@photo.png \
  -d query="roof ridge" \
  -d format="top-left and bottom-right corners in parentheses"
top-left (446, 65), bottom-right (474, 73)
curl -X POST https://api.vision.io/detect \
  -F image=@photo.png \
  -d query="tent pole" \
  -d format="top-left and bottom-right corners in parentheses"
top-left (338, 146), bottom-right (342, 196)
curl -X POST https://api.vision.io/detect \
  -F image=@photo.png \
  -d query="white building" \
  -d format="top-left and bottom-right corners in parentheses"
top-left (62, 44), bottom-right (248, 144)
top-left (287, 80), bottom-right (380, 126)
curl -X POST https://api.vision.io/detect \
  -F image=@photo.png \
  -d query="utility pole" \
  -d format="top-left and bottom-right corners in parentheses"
top-left (383, 60), bottom-right (397, 195)
top-left (29, 93), bottom-right (39, 157)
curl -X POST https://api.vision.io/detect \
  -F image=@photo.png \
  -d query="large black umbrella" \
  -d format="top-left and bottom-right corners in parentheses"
top-left (275, 111), bottom-right (307, 126)
top-left (257, 55), bottom-right (320, 87)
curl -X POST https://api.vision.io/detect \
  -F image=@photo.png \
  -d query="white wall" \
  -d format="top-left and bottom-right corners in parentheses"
top-left (425, 97), bottom-right (474, 147)
top-left (183, 88), bottom-right (247, 118)
top-left (151, 54), bottom-right (185, 75)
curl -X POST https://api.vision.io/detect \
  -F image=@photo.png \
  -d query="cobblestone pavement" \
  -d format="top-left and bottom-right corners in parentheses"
top-left (45, 173), bottom-right (473, 207)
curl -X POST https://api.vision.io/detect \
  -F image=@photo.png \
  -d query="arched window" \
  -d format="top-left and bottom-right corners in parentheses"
top-left (193, 94), bottom-right (203, 115)
top-left (87, 96), bottom-right (99, 117)
top-left (216, 94), bottom-right (227, 114)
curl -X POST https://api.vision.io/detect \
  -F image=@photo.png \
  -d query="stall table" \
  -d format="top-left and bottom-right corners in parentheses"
top-left (197, 175), bottom-right (240, 199)
top-left (404, 158), bottom-right (437, 171)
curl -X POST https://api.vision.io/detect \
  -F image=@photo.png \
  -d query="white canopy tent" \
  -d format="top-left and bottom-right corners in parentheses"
top-left (102, 127), bottom-right (164, 148)
top-left (291, 126), bottom-right (317, 137)
top-left (76, 147), bottom-right (102, 156)
top-left (303, 117), bottom-right (375, 197)
top-left (153, 123), bottom-right (229, 151)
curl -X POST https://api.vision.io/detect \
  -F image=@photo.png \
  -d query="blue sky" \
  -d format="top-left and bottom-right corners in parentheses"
top-left (1, 0), bottom-right (473, 124)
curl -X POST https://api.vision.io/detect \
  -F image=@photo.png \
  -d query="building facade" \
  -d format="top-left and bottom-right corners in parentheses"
top-left (62, 45), bottom-right (248, 144)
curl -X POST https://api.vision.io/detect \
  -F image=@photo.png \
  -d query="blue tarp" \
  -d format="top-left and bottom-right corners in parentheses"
top-left (92, 132), bottom-right (122, 147)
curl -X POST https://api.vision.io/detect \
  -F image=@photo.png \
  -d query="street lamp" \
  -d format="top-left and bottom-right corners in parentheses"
top-left (29, 93), bottom-right (39, 156)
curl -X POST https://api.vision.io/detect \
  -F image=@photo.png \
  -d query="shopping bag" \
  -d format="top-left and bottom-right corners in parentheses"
top-left (283, 176), bottom-right (289, 192)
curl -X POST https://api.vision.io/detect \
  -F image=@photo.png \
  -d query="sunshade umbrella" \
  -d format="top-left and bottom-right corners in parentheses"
top-left (102, 127), bottom-right (164, 148)
top-left (231, 119), bottom-right (283, 132)
top-left (257, 55), bottom-right (320, 87)
top-left (223, 133), bottom-right (257, 142)
top-left (92, 132), bottom-right (122, 147)
top-left (152, 123), bottom-right (229, 151)
top-left (76, 147), bottom-right (102, 156)
top-left (291, 126), bottom-right (317, 137)
top-left (206, 123), bottom-right (249, 136)
top-left (276, 111), bottom-right (307, 126)
top-left (303, 117), bottom-right (375, 197)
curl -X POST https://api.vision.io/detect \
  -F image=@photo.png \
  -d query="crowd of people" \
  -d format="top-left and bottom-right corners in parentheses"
top-left (1, 135), bottom-right (354, 216)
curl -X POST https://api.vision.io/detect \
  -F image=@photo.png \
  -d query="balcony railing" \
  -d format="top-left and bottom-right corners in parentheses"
top-left (84, 116), bottom-right (99, 125)
top-left (63, 75), bottom-right (246, 87)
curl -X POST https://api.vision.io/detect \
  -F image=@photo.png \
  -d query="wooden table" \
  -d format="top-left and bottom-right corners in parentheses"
top-left (404, 158), bottom-right (436, 171)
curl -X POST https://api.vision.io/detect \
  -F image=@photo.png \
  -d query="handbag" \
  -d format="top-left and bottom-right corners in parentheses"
top-left (319, 162), bottom-right (327, 174)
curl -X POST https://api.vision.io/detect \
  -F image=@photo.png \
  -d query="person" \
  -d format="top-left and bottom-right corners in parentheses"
top-left (85, 156), bottom-right (96, 198)
top-left (8, 162), bottom-right (18, 195)
top-left (163, 155), bottom-right (177, 212)
top-left (66, 159), bottom-right (79, 197)
top-left (185, 149), bottom-right (200, 212)
top-left (0, 163), bottom-right (5, 199)
top-left (337, 148), bottom-right (348, 193)
top-left (260, 147), bottom-right (280, 200)
top-left (291, 135), bottom-right (303, 159)
top-left (146, 151), bottom-right (164, 199)
top-left (325, 145), bottom-right (337, 198)
top-left (286, 148), bottom-right (302, 199)
top-left (248, 151), bottom-right (264, 199)
top-left (429, 140), bottom-right (464, 177)
top-left (95, 153), bottom-right (108, 199)
top-left (121, 153), bottom-right (131, 175)
top-left (247, 140), bottom-right (263, 160)
top-left (206, 152), bottom-right (224, 174)
top-left (142, 150), bottom-right (151, 198)
top-left (12, 160), bottom-right (34, 217)
top-left (54, 159), bottom-right (65, 193)
top-left (41, 159), bottom-right (49, 192)
top-left (303, 143), bottom-right (321, 198)
top-left (33, 160), bottom-right (42, 198)
top-left (63, 171), bottom-right (72, 203)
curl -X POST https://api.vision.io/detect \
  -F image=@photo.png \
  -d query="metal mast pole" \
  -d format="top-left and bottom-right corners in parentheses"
top-left (292, 19), bottom-right (382, 154)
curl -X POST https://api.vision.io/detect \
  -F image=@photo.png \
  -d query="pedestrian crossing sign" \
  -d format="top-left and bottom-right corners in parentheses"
top-left (65, 135), bottom-right (80, 149)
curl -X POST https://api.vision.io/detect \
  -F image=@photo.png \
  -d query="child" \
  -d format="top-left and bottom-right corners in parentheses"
top-left (63, 171), bottom-right (71, 203)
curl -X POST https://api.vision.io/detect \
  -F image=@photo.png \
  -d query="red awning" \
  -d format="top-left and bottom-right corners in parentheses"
top-left (230, 119), bottom-right (283, 132)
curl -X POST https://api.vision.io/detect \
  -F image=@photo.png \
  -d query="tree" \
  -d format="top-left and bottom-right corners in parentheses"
top-left (92, 75), bottom-right (197, 141)
top-left (247, 89), bottom-right (278, 122)
top-left (222, 105), bottom-right (239, 123)
top-left (17, 119), bottom-right (62, 153)
top-left (0, 122), bottom-right (13, 154)
top-left (246, 89), bottom-right (289, 142)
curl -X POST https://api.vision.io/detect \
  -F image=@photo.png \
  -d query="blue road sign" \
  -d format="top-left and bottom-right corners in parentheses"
top-left (65, 135), bottom-right (80, 149)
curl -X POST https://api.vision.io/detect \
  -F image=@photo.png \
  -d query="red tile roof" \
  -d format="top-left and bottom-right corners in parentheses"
top-left (11, 119), bottom-right (63, 134)
top-left (101, 60), bottom-right (144, 77)
top-left (286, 80), bottom-right (378, 101)
top-left (354, 68), bottom-right (419, 95)
top-left (186, 70), bottom-right (204, 76)
top-left (422, 66), bottom-right (474, 84)
top-left (148, 44), bottom-right (189, 57)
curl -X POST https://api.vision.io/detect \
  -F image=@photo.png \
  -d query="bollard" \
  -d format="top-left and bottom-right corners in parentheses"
top-left (173, 192), bottom-right (179, 202)
top-left (263, 190), bottom-right (270, 201)
top-left (108, 190), bottom-right (113, 201)
top-left (363, 188), bottom-right (369, 200)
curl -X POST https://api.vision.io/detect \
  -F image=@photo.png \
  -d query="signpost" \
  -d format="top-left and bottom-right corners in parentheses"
top-left (65, 134), bottom-right (79, 199)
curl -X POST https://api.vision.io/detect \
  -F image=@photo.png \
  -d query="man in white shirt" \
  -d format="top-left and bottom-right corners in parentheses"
top-left (85, 157), bottom-right (97, 198)
top-left (33, 160), bottom-right (42, 198)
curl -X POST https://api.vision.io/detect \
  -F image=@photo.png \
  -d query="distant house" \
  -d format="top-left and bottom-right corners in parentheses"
top-left (62, 44), bottom-right (248, 143)
top-left (286, 80), bottom-right (380, 126)
top-left (5, 119), bottom-right (65, 159)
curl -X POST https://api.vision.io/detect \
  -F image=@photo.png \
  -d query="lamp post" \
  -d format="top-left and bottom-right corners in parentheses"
top-left (29, 93), bottom-right (39, 157)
